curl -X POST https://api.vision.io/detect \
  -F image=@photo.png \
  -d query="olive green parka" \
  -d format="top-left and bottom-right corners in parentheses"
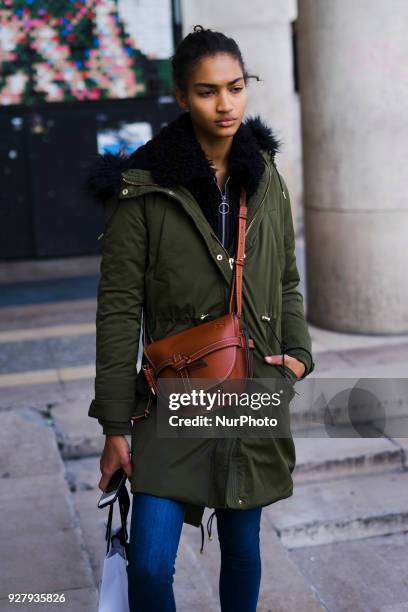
top-left (87, 111), bottom-right (315, 541)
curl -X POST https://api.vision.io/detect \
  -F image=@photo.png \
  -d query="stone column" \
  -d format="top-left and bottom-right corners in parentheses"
top-left (297, 0), bottom-right (408, 332)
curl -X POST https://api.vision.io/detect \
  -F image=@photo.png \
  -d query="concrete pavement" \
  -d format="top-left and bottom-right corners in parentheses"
top-left (0, 253), bottom-right (407, 612)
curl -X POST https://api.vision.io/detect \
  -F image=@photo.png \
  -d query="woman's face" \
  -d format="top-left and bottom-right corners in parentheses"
top-left (176, 52), bottom-right (248, 140)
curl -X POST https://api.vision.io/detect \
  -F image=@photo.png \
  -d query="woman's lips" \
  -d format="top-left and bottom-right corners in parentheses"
top-left (215, 119), bottom-right (236, 127)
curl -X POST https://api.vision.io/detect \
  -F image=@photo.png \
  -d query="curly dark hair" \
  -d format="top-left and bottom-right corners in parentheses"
top-left (171, 24), bottom-right (261, 92)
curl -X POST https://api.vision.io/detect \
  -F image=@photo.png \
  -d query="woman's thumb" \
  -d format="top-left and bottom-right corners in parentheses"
top-left (121, 452), bottom-right (133, 480)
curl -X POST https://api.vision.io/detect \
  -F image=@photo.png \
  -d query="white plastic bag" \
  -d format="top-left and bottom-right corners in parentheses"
top-left (98, 529), bottom-right (130, 612)
top-left (98, 485), bottom-right (130, 612)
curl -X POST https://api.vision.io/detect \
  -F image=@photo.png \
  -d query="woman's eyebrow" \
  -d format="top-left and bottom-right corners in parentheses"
top-left (193, 77), bottom-right (244, 88)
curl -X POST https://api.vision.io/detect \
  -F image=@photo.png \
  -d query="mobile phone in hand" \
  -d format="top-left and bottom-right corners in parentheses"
top-left (97, 468), bottom-right (127, 508)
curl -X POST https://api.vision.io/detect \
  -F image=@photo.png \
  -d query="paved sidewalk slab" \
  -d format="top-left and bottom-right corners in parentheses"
top-left (290, 531), bottom-right (408, 612)
top-left (0, 588), bottom-right (99, 612)
top-left (65, 456), bottom-right (104, 492)
top-left (0, 473), bottom-right (95, 599)
top-left (0, 410), bottom-right (62, 478)
top-left (0, 299), bottom-right (96, 333)
top-left (69, 488), bottom-right (110, 588)
top-left (59, 377), bottom-right (94, 403)
top-left (0, 275), bottom-right (98, 308)
top-left (337, 342), bottom-right (408, 369)
top-left (376, 416), bottom-right (408, 458)
top-left (0, 411), bottom-right (95, 605)
top-left (0, 382), bottom-right (65, 412)
top-left (379, 603), bottom-right (408, 612)
top-left (257, 513), bottom-right (325, 612)
top-left (311, 361), bottom-right (408, 378)
top-left (54, 399), bottom-right (104, 459)
top-left (0, 335), bottom-right (95, 377)
top-left (53, 378), bottom-right (104, 459)
top-left (309, 325), bottom-right (408, 353)
top-left (0, 256), bottom-right (100, 283)
top-left (293, 436), bottom-right (404, 482)
top-left (265, 469), bottom-right (408, 548)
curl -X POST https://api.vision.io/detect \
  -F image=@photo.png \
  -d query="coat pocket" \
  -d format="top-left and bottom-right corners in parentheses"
top-left (260, 314), bottom-right (296, 385)
top-left (276, 363), bottom-right (298, 385)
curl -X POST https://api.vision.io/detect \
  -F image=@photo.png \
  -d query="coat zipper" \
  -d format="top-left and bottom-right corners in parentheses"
top-left (211, 164), bottom-right (272, 265)
top-left (210, 161), bottom-right (272, 268)
top-left (122, 161), bottom-right (271, 269)
top-left (211, 175), bottom-right (234, 268)
top-left (213, 175), bottom-right (231, 249)
top-left (121, 177), bottom-right (235, 269)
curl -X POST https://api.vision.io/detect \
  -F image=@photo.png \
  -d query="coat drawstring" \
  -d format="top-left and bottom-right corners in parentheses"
top-left (199, 510), bottom-right (217, 554)
top-left (264, 319), bottom-right (313, 387)
top-left (207, 510), bottom-right (216, 540)
top-left (199, 521), bottom-right (205, 554)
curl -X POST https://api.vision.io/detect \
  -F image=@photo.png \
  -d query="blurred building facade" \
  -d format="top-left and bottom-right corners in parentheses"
top-left (1, 0), bottom-right (406, 332)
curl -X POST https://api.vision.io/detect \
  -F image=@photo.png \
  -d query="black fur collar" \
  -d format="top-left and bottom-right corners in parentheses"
top-left (86, 110), bottom-right (282, 202)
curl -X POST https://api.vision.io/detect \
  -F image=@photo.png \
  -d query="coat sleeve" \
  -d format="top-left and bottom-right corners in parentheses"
top-left (88, 189), bottom-right (147, 435)
top-left (278, 172), bottom-right (315, 379)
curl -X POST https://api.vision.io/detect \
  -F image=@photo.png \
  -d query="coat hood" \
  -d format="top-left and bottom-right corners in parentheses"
top-left (86, 110), bottom-right (282, 203)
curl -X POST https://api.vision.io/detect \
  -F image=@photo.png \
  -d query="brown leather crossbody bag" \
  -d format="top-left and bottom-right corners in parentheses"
top-left (132, 186), bottom-right (255, 420)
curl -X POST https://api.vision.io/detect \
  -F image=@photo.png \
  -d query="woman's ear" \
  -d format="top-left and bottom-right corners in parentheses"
top-left (174, 87), bottom-right (189, 112)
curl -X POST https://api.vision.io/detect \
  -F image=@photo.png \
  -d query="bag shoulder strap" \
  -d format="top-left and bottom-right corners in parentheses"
top-left (228, 186), bottom-right (247, 318)
top-left (143, 186), bottom-right (248, 345)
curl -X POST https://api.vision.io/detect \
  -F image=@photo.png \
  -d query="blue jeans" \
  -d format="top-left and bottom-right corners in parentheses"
top-left (127, 492), bottom-right (262, 612)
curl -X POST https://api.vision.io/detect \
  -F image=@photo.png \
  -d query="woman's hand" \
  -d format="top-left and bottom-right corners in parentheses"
top-left (264, 353), bottom-right (306, 380)
top-left (99, 435), bottom-right (133, 491)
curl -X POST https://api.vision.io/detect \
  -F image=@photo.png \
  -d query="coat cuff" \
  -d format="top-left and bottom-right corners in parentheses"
top-left (98, 418), bottom-right (132, 436)
top-left (283, 347), bottom-right (315, 379)
top-left (88, 398), bottom-right (136, 422)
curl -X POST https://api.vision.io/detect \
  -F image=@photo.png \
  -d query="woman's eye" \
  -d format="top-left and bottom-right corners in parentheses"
top-left (198, 87), bottom-right (242, 97)
top-left (199, 87), bottom-right (242, 98)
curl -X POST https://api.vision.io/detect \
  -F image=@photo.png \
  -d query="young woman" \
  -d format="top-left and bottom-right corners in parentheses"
top-left (88, 25), bottom-right (314, 612)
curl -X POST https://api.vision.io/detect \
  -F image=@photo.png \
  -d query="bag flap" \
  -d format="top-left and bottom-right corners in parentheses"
top-left (144, 313), bottom-right (241, 382)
